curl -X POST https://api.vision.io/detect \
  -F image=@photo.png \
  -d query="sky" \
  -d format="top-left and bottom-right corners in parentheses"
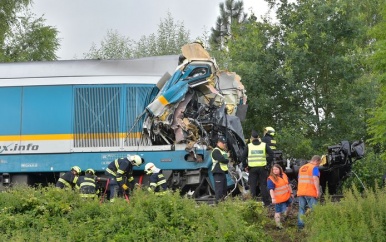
top-left (31, 0), bottom-right (271, 60)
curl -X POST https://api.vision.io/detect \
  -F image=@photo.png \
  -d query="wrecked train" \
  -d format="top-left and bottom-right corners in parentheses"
top-left (0, 43), bottom-right (364, 198)
top-left (0, 43), bottom-right (247, 200)
top-left (271, 140), bottom-right (365, 194)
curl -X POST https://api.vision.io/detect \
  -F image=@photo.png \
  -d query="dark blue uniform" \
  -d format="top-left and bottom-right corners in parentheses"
top-left (105, 158), bottom-right (134, 200)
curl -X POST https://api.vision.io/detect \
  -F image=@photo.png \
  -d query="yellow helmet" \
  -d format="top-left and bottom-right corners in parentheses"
top-left (71, 166), bottom-right (81, 174)
top-left (85, 168), bottom-right (95, 175)
top-left (264, 127), bottom-right (275, 136)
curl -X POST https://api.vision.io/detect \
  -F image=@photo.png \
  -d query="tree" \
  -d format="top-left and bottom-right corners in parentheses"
top-left (132, 11), bottom-right (191, 58)
top-left (0, 0), bottom-right (59, 62)
top-left (84, 11), bottom-right (191, 59)
top-left (367, 2), bottom-right (386, 159)
top-left (228, 0), bottom-right (380, 157)
top-left (210, 0), bottom-right (247, 50)
top-left (84, 30), bottom-right (134, 59)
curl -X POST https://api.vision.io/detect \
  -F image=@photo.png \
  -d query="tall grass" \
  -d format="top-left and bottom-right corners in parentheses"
top-left (2, 184), bottom-right (384, 241)
top-left (305, 186), bottom-right (386, 242)
top-left (0, 185), bottom-right (270, 241)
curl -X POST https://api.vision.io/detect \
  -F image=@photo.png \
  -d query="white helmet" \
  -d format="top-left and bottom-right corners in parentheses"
top-left (264, 126), bottom-right (275, 136)
top-left (128, 154), bottom-right (142, 166)
top-left (144, 162), bottom-right (155, 174)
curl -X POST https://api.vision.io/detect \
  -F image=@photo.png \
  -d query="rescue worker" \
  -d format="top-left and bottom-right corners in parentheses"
top-left (77, 168), bottom-right (98, 199)
top-left (144, 162), bottom-right (168, 194)
top-left (105, 154), bottom-right (143, 202)
top-left (56, 166), bottom-right (81, 189)
top-left (268, 164), bottom-right (294, 229)
top-left (241, 130), bottom-right (274, 206)
top-left (211, 136), bottom-right (229, 203)
top-left (297, 155), bottom-right (322, 229)
top-left (262, 126), bottom-right (277, 150)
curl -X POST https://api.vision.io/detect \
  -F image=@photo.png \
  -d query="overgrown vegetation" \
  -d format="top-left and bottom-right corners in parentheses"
top-left (305, 187), bottom-right (386, 242)
top-left (0, 185), bottom-right (269, 241)
top-left (0, 185), bottom-right (384, 241)
top-left (344, 149), bottom-right (386, 191)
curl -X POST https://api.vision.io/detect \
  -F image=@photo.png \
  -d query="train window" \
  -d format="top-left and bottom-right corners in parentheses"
top-left (184, 153), bottom-right (204, 162)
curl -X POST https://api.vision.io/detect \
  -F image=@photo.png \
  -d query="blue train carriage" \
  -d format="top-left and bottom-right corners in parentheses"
top-left (0, 45), bottom-right (248, 200)
top-left (0, 56), bottom-right (208, 190)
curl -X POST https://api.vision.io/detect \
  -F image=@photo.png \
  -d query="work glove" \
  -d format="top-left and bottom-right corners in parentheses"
top-left (122, 184), bottom-right (129, 191)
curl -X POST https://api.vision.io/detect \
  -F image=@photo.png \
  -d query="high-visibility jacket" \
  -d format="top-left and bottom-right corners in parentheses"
top-left (297, 163), bottom-right (319, 197)
top-left (77, 174), bottom-right (98, 198)
top-left (262, 135), bottom-right (276, 150)
top-left (56, 171), bottom-right (78, 189)
top-left (247, 142), bottom-right (267, 167)
top-left (148, 171), bottom-right (168, 195)
top-left (106, 158), bottom-right (134, 186)
top-left (268, 173), bottom-right (291, 203)
top-left (211, 147), bottom-right (228, 172)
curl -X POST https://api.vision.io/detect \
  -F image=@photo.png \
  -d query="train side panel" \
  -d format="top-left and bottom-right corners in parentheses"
top-left (0, 87), bottom-right (22, 149)
top-left (22, 86), bottom-right (73, 153)
top-left (0, 148), bottom-right (211, 173)
top-left (0, 82), bottom-right (212, 173)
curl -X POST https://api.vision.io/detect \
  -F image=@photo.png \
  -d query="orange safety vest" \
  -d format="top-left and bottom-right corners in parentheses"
top-left (268, 173), bottom-right (291, 203)
top-left (297, 163), bottom-right (318, 197)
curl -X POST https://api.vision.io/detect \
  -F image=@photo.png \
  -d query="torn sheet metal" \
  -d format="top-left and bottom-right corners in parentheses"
top-left (142, 43), bottom-right (248, 164)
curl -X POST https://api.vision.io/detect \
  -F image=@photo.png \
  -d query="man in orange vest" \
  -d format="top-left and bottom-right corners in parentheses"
top-left (297, 155), bottom-right (322, 229)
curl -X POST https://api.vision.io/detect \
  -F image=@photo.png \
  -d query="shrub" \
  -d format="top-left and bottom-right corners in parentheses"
top-left (0, 186), bottom-right (271, 241)
top-left (305, 186), bottom-right (386, 241)
top-left (344, 149), bottom-right (386, 191)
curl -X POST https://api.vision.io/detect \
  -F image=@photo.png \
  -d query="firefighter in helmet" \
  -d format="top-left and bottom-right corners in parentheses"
top-left (105, 154), bottom-right (143, 201)
top-left (56, 166), bottom-right (81, 189)
top-left (144, 162), bottom-right (168, 194)
top-left (77, 168), bottom-right (98, 199)
top-left (262, 126), bottom-right (277, 150)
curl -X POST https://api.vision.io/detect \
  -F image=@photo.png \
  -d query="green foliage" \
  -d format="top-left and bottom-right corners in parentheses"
top-left (226, 0), bottom-right (381, 154)
top-left (277, 127), bottom-right (315, 159)
top-left (210, 0), bottom-right (247, 51)
top-left (0, 0), bottom-right (59, 62)
top-left (228, 20), bottom-right (282, 133)
top-left (0, 186), bottom-right (270, 241)
top-left (305, 187), bottom-right (386, 241)
top-left (367, 2), bottom-right (386, 160)
top-left (2, 185), bottom-right (385, 241)
top-left (85, 11), bottom-right (191, 59)
top-left (134, 11), bottom-right (191, 57)
top-left (343, 149), bottom-right (386, 191)
top-left (84, 30), bottom-right (134, 59)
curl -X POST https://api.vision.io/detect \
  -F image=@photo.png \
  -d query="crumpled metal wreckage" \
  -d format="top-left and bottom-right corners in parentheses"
top-left (143, 43), bottom-right (248, 165)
